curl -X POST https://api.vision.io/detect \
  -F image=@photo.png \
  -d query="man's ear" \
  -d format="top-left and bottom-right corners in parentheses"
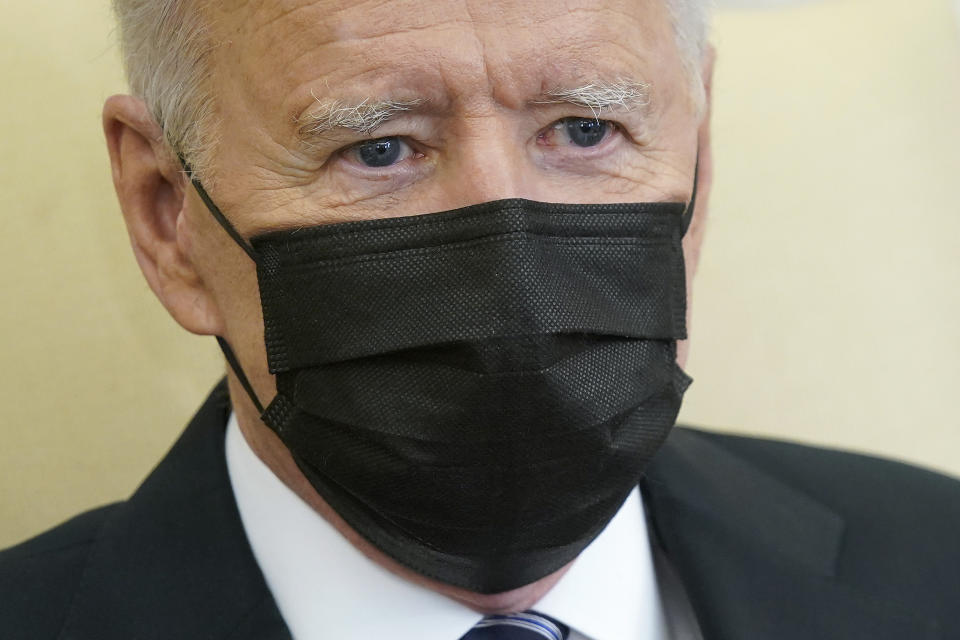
top-left (684, 44), bottom-right (716, 278)
top-left (103, 95), bottom-right (225, 336)
top-left (677, 45), bottom-right (715, 368)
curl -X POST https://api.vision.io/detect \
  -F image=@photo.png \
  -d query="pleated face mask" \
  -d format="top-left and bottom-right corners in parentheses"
top-left (186, 164), bottom-right (697, 594)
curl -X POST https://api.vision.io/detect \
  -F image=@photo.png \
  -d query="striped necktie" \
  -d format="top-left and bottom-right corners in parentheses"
top-left (459, 610), bottom-right (570, 639)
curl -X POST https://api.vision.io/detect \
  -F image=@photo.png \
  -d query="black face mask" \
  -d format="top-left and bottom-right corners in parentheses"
top-left (186, 166), bottom-right (697, 594)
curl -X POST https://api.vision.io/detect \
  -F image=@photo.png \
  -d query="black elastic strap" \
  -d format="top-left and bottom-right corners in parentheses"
top-left (179, 158), bottom-right (259, 263)
top-left (178, 157), bottom-right (266, 413)
top-left (217, 336), bottom-right (265, 414)
top-left (681, 150), bottom-right (700, 237)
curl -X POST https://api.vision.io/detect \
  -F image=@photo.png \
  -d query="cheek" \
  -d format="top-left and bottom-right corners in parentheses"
top-left (533, 154), bottom-right (676, 203)
top-left (180, 198), bottom-right (257, 314)
top-left (326, 162), bottom-right (430, 209)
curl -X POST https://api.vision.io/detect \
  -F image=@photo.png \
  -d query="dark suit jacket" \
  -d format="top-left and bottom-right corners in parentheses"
top-left (2, 380), bottom-right (958, 639)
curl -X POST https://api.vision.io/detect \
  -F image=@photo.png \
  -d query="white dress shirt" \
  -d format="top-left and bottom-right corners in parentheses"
top-left (226, 413), bottom-right (674, 640)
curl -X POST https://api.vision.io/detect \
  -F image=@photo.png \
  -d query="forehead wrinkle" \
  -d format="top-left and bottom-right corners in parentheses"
top-left (244, 0), bottom-right (320, 37)
top-left (532, 79), bottom-right (652, 120)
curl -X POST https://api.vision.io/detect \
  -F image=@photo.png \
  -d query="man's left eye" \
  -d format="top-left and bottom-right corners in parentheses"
top-left (539, 118), bottom-right (616, 149)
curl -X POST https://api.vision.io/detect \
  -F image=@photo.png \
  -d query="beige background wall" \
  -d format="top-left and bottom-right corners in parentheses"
top-left (1, 0), bottom-right (957, 549)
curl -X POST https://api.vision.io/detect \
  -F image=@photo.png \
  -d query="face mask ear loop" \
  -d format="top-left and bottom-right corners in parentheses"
top-left (179, 159), bottom-right (259, 262)
top-left (216, 336), bottom-right (266, 414)
top-left (178, 157), bottom-right (266, 414)
top-left (680, 149), bottom-right (700, 237)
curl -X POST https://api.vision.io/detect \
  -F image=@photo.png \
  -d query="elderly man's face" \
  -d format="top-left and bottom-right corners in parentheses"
top-left (180, 0), bottom-right (707, 400)
top-left (104, 0), bottom-right (711, 611)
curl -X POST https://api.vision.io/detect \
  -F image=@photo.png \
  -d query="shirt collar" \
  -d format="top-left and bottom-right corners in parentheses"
top-left (225, 413), bottom-right (666, 640)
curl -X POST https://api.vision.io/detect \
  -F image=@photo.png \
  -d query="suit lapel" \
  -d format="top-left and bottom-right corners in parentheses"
top-left (642, 428), bottom-right (939, 640)
top-left (58, 380), bottom-right (290, 640)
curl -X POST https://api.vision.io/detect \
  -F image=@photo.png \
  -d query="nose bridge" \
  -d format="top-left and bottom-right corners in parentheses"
top-left (443, 111), bottom-right (532, 207)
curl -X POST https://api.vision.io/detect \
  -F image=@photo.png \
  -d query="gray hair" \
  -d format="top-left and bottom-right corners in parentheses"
top-left (112, 0), bottom-right (219, 178)
top-left (112, 0), bottom-right (711, 179)
top-left (665, 0), bottom-right (713, 111)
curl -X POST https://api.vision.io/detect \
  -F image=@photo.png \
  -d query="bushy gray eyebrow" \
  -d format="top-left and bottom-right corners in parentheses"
top-left (532, 79), bottom-right (652, 119)
top-left (297, 95), bottom-right (427, 141)
top-left (295, 78), bottom-right (651, 145)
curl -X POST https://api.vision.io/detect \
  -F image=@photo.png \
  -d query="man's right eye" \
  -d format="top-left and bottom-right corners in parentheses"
top-left (348, 136), bottom-right (413, 168)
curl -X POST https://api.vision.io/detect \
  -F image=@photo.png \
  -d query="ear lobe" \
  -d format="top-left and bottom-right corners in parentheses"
top-left (103, 94), bottom-right (225, 336)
